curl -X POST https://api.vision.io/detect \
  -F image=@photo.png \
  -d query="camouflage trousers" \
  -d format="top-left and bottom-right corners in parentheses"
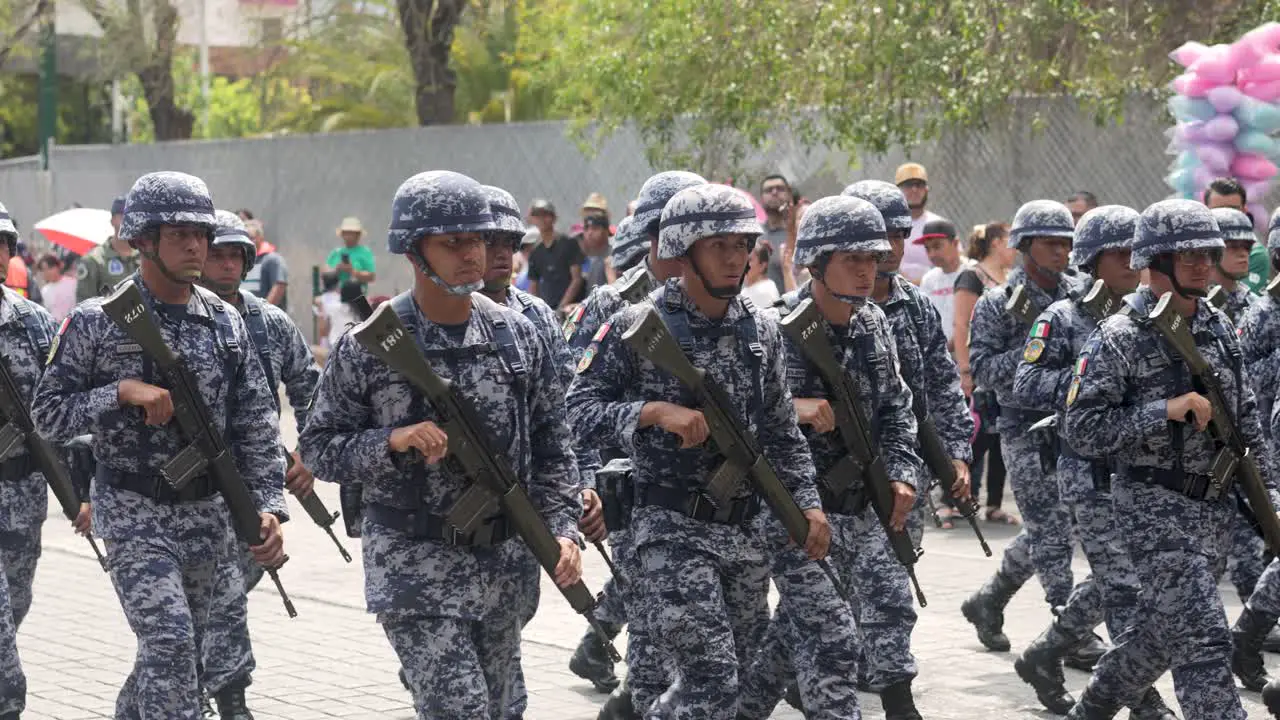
top-left (1004, 432), bottom-right (1075, 606)
top-left (0, 526), bottom-right (40, 716)
top-left (106, 531), bottom-right (221, 720)
top-left (1053, 460), bottom-right (1140, 641)
top-left (633, 533), bottom-right (769, 720)
top-left (382, 609), bottom-right (523, 720)
top-left (737, 515), bottom-right (863, 720)
top-left (597, 530), bottom-right (671, 715)
top-left (200, 537), bottom-right (263, 694)
top-left (1224, 510), bottom-right (1267, 603)
top-left (999, 529), bottom-right (1037, 586)
top-left (1247, 557), bottom-right (1280, 617)
top-left (1081, 477), bottom-right (1245, 719)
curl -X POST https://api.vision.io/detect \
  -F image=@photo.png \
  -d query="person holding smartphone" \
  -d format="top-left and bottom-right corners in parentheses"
top-left (325, 216), bottom-right (377, 293)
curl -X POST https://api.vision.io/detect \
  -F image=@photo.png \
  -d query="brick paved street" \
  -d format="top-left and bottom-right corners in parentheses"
top-left (12, 412), bottom-right (1275, 718)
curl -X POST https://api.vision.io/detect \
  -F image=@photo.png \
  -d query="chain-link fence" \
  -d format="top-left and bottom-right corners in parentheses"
top-left (0, 96), bottom-right (1184, 339)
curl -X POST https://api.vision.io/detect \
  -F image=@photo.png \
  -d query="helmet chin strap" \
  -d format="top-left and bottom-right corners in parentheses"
top-left (410, 250), bottom-right (482, 296)
top-left (1021, 249), bottom-right (1062, 288)
top-left (1150, 255), bottom-right (1206, 298)
top-left (1215, 262), bottom-right (1248, 282)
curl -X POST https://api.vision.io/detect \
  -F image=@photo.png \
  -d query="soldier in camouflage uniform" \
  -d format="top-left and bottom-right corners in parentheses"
top-left (1009, 205), bottom-right (1175, 718)
top-left (76, 195), bottom-right (142, 302)
top-left (566, 183), bottom-right (830, 720)
top-left (299, 170), bottom-right (583, 720)
top-left (197, 209), bottom-right (321, 719)
top-left (0, 201), bottom-right (57, 720)
top-left (33, 171), bottom-right (288, 720)
top-left (1062, 199), bottom-right (1280, 720)
top-left (1239, 209), bottom-right (1280, 441)
top-left (738, 195), bottom-right (921, 720)
top-left (963, 200), bottom-right (1102, 669)
top-left (562, 171), bottom-right (704, 720)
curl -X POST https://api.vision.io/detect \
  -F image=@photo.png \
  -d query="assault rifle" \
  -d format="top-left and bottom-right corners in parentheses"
top-left (623, 306), bottom-right (851, 604)
top-left (102, 283), bottom-right (297, 617)
top-left (1005, 285), bottom-right (1043, 325)
top-left (284, 451), bottom-right (352, 562)
top-left (0, 362), bottom-right (107, 570)
top-left (1081, 279), bottom-right (1128, 322)
top-left (1149, 292), bottom-right (1280, 554)
top-left (779, 299), bottom-right (927, 605)
top-left (353, 301), bottom-right (620, 660)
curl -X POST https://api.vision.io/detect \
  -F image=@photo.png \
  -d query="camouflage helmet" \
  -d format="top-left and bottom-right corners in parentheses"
top-left (1069, 205), bottom-right (1139, 268)
top-left (1269, 207), bottom-right (1280, 251)
top-left (211, 209), bottom-right (257, 275)
top-left (1009, 200), bottom-right (1075, 249)
top-left (658, 184), bottom-right (763, 260)
top-left (633, 171), bottom-right (707, 237)
top-left (0, 200), bottom-right (16, 253)
top-left (841, 180), bottom-right (912, 233)
top-left (387, 171), bottom-right (497, 254)
top-left (1131, 199), bottom-right (1223, 270)
top-left (1210, 207), bottom-right (1256, 244)
top-left (480, 184), bottom-right (526, 243)
top-left (119, 171), bottom-right (217, 243)
top-left (609, 216), bottom-right (648, 270)
top-left (793, 195), bottom-right (889, 268)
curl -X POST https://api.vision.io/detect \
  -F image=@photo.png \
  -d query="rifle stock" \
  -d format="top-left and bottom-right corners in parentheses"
top-left (1082, 279), bottom-right (1125, 322)
top-left (623, 306), bottom-right (850, 604)
top-left (778, 299), bottom-right (927, 605)
top-left (1005, 285), bottom-right (1042, 324)
top-left (352, 301), bottom-right (620, 661)
top-left (102, 283), bottom-right (297, 617)
top-left (1148, 292), bottom-right (1280, 554)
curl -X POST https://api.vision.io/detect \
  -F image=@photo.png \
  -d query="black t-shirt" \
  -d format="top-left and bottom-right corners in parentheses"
top-left (954, 268), bottom-right (986, 295)
top-left (527, 233), bottom-right (584, 308)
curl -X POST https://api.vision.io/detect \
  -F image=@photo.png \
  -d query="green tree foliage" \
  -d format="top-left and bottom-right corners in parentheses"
top-left (519, 0), bottom-right (1280, 174)
top-left (0, 0), bottom-right (49, 72)
top-left (0, 74), bottom-right (112, 158)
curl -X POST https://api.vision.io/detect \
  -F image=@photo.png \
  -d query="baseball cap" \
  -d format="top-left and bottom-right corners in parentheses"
top-left (895, 163), bottom-right (928, 186)
top-left (913, 217), bottom-right (957, 245)
top-left (583, 215), bottom-right (612, 233)
top-left (582, 192), bottom-right (608, 213)
top-left (110, 196), bottom-right (126, 216)
top-left (530, 198), bottom-right (556, 216)
top-left (521, 229), bottom-right (540, 246)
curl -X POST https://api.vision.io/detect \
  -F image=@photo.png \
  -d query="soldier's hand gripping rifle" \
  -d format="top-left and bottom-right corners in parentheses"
top-left (353, 302), bottom-right (621, 661)
top-left (778, 299), bottom-right (928, 606)
top-left (622, 307), bottom-right (851, 604)
top-left (0, 360), bottom-right (107, 570)
top-left (284, 451), bottom-right (352, 562)
top-left (1149, 292), bottom-right (1280, 554)
top-left (102, 283), bottom-right (297, 617)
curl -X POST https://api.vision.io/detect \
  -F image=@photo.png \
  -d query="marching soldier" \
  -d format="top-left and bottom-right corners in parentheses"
top-left (1062, 199), bottom-right (1280, 719)
top-left (299, 170), bottom-right (583, 719)
top-left (1208, 206), bottom-right (1260, 324)
top-left (33, 171), bottom-right (288, 719)
top-left (566, 183), bottom-right (830, 719)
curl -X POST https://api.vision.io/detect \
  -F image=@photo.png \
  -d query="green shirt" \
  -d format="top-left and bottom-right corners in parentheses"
top-left (1244, 242), bottom-right (1271, 294)
top-left (76, 241), bottom-right (141, 302)
top-left (325, 245), bottom-right (376, 292)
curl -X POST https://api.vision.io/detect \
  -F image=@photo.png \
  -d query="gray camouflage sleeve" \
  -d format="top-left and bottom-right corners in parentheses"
top-left (520, 321), bottom-right (583, 540)
top-left (756, 317), bottom-right (820, 510)
top-left (33, 308), bottom-right (121, 442)
top-left (873, 313), bottom-right (924, 490)
top-left (968, 291), bottom-right (1021, 398)
top-left (275, 315), bottom-right (320, 431)
top-left (228, 314), bottom-right (289, 519)
top-left (565, 309), bottom-right (646, 455)
top-left (917, 297), bottom-right (973, 462)
top-left (1062, 322), bottom-right (1167, 457)
top-left (1012, 307), bottom-right (1074, 413)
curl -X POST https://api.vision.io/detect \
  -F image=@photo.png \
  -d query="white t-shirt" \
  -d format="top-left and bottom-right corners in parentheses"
top-left (919, 259), bottom-right (973, 343)
top-left (902, 210), bottom-right (942, 285)
top-left (316, 290), bottom-right (357, 348)
top-left (41, 276), bottom-right (78, 323)
top-left (742, 278), bottom-right (781, 308)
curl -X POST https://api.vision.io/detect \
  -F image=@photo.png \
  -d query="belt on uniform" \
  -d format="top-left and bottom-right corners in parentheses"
top-left (819, 485), bottom-right (868, 516)
top-left (365, 503), bottom-right (515, 547)
top-left (1128, 466), bottom-right (1227, 501)
top-left (103, 469), bottom-right (217, 504)
top-left (1059, 439), bottom-right (1112, 492)
top-left (636, 485), bottom-right (760, 527)
top-left (1001, 407), bottom-right (1051, 426)
top-left (0, 453), bottom-right (34, 481)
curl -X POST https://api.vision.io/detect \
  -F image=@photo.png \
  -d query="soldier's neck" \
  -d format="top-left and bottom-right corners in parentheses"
top-left (414, 281), bottom-right (472, 325)
top-left (679, 277), bottom-right (731, 320)
top-left (1025, 264), bottom-right (1059, 291)
top-left (1150, 278), bottom-right (1198, 317)
top-left (812, 283), bottom-right (855, 326)
top-left (140, 266), bottom-right (193, 305)
top-left (871, 275), bottom-right (891, 303)
top-left (1214, 274), bottom-right (1238, 292)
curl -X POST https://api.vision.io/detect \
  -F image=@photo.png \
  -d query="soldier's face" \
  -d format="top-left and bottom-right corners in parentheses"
top-left (687, 233), bottom-right (751, 287)
top-left (1221, 239), bottom-right (1253, 277)
top-left (820, 251), bottom-right (878, 297)
top-left (1094, 248), bottom-right (1139, 293)
top-left (483, 234), bottom-right (516, 289)
top-left (1027, 236), bottom-right (1072, 274)
top-left (1172, 249), bottom-right (1216, 291)
top-left (419, 232), bottom-right (486, 288)
top-left (153, 224), bottom-right (210, 282)
top-left (203, 245), bottom-right (245, 293)
top-left (878, 230), bottom-right (906, 272)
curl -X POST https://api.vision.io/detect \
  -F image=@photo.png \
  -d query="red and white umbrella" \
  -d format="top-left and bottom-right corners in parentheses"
top-left (34, 208), bottom-right (114, 256)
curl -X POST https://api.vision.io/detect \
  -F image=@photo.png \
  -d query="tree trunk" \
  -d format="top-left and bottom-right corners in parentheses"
top-left (138, 61), bottom-right (193, 140)
top-left (396, 0), bottom-right (466, 125)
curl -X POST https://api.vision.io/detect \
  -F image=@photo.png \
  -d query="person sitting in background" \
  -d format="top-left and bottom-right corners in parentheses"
top-left (741, 243), bottom-right (780, 307)
top-left (35, 252), bottom-right (77, 322)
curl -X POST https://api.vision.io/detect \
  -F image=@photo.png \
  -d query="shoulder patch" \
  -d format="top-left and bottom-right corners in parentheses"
top-left (107, 258), bottom-right (124, 275)
top-left (1066, 377), bottom-right (1082, 406)
top-left (591, 321), bottom-right (612, 343)
top-left (1023, 338), bottom-right (1046, 363)
top-left (562, 305), bottom-right (586, 341)
top-left (576, 321), bottom-right (612, 373)
top-left (45, 316), bottom-right (71, 366)
top-left (75, 263), bottom-right (89, 280)
top-left (1030, 319), bottom-right (1052, 339)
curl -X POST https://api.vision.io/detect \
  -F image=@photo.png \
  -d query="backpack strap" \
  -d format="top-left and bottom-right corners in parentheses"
top-left (239, 290), bottom-right (279, 414)
top-left (9, 292), bottom-right (49, 359)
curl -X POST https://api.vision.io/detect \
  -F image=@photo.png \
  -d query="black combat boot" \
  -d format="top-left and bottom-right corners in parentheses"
top-left (1063, 630), bottom-right (1110, 672)
top-left (570, 622), bottom-right (623, 692)
top-left (1233, 605), bottom-right (1278, 691)
top-left (880, 680), bottom-right (923, 720)
top-left (962, 570), bottom-right (1019, 651)
top-left (1065, 689), bottom-right (1122, 720)
top-left (1014, 623), bottom-right (1076, 714)
top-left (1264, 675), bottom-right (1280, 718)
top-left (213, 684), bottom-right (254, 720)
top-left (597, 680), bottom-right (639, 720)
top-left (1127, 687), bottom-right (1176, 720)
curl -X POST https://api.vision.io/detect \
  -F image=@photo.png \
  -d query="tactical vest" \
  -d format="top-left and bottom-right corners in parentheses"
top-left (8, 291), bottom-right (50, 358)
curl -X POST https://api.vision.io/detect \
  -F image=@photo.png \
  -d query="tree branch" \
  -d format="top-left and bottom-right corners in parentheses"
top-left (0, 0), bottom-right (51, 72)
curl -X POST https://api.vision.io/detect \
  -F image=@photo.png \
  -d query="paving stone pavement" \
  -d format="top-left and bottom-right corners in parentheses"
top-left (13, 411), bottom-right (1277, 719)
